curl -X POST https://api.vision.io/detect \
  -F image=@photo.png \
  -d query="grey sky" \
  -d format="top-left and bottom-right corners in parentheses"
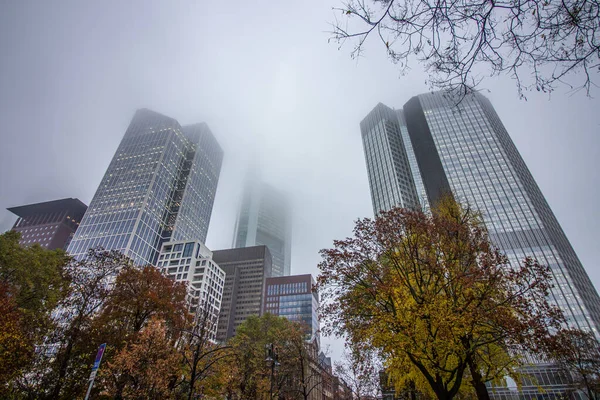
top-left (1, 0), bottom-right (599, 361)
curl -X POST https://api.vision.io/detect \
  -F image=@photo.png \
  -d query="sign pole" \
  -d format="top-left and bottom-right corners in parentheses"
top-left (84, 343), bottom-right (106, 400)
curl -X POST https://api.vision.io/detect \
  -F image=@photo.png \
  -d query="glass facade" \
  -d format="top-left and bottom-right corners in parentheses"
top-left (362, 92), bottom-right (600, 397)
top-left (233, 178), bottom-right (292, 277)
top-left (264, 274), bottom-right (319, 344)
top-left (67, 109), bottom-right (223, 266)
top-left (360, 103), bottom-right (421, 214)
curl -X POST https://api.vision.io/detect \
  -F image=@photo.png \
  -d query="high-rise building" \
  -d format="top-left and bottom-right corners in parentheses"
top-left (263, 274), bottom-right (319, 344)
top-left (362, 91), bottom-right (600, 397)
top-left (67, 109), bottom-right (223, 265)
top-left (212, 245), bottom-right (272, 342)
top-left (157, 240), bottom-right (225, 341)
top-left (233, 177), bottom-right (292, 276)
top-left (7, 198), bottom-right (87, 250)
top-left (360, 103), bottom-right (422, 214)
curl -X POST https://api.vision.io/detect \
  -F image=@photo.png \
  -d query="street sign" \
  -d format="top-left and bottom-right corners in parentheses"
top-left (92, 343), bottom-right (106, 371)
top-left (85, 343), bottom-right (107, 400)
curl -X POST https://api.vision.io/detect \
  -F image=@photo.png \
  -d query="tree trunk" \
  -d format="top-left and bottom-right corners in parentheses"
top-left (466, 354), bottom-right (490, 400)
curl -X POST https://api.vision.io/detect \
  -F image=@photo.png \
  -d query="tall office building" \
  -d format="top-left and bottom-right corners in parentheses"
top-left (157, 240), bottom-right (225, 341)
top-left (362, 91), bottom-right (600, 396)
top-left (213, 245), bottom-right (272, 342)
top-left (67, 109), bottom-right (223, 266)
top-left (233, 177), bottom-right (292, 276)
top-left (263, 274), bottom-right (319, 344)
top-left (360, 103), bottom-right (422, 214)
top-left (7, 198), bottom-right (87, 250)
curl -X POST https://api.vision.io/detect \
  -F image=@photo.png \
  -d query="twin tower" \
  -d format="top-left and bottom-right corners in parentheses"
top-left (361, 91), bottom-right (600, 396)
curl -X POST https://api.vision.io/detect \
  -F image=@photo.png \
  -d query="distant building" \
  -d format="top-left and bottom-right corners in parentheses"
top-left (157, 240), bottom-right (225, 341)
top-left (263, 274), bottom-right (319, 344)
top-left (7, 198), bottom-right (87, 250)
top-left (67, 109), bottom-right (223, 265)
top-left (213, 245), bottom-right (272, 342)
top-left (233, 176), bottom-right (292, 276)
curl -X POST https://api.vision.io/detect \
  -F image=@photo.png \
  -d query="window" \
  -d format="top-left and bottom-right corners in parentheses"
top-left (174, 243), bottom-right (183, 252)
top-left (183, 242), bottom-right (194, 257)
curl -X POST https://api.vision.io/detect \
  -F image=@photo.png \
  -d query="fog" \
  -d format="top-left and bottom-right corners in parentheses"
top-left (1, 0), bottom-right (599, 361)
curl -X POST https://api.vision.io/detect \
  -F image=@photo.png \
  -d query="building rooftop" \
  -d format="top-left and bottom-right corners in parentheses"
top-left (7, 198), bottom-right (87, 219)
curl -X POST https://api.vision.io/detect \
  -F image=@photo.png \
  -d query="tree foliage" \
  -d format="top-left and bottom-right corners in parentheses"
top-left (316, 197), bottom-right (564, 400)
top-left (334, 345), bottom-right (380, 399)
top-left (0, 231), bottom-right (71, 397)
top-left (178, 299), bottom-right (232, 400)
top-left (226, 313), bottom-right (310, 399)
top-left (102, 317), bottom-right (182, 400)
top-left (331, 0), bottom-right (600, 97)
top-left (548, 328), bottom-right (600, 399)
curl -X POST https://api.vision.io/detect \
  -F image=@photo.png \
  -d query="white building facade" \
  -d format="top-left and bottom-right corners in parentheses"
top-left (157, 240), bottom-right (225, 341)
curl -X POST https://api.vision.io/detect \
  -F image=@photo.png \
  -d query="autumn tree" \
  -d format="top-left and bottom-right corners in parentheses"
top-left (0, 282), bottom-right (33, 397)
top-left (281, 327), bottom-right (326, 400)
top-left (92, 264), bottom-right (190, 398)
top-left (334, 345), bottom-right (380, 399)
top-left (227, 313), bottom-right (308, 399)
top-left (0, 231), bottom-right (71, 395)
top-left (548, 328), bottom-right (600, 399)
top-left (102, 317), bottom-right (182, 400)
top-left (178, 299), bottom-right (232, 400)
top-left (316, 198), bottom-right (564, 400)
top-left (330, 0), bottom-right (600, 97)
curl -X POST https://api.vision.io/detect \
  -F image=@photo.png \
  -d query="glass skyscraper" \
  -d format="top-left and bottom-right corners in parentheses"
top-left (360, 103), bottom-right (422, 214)
top-left (67, 109), bottom-right (223, 266)
top-left (232, 176), bottom-right (292, 276)
top-left (362, 91), bottom-right (600, 397)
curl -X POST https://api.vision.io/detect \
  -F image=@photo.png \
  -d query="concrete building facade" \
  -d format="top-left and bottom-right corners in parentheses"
top-left (213, 245), bottom-right (272, 342)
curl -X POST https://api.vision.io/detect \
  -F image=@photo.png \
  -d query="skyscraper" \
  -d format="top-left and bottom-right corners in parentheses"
top-left (362, 91), bottom-right (600, 396)
top-left (232, 177), bottom-right (292, 276)
top-left (67, 109), bottom-right (223, 266)
top-left (360, 103), bottom-right (422, 214)
top-left (212, 245), bottom-right (273, 342)
top-left (7, 198), bottom-right (87, 250)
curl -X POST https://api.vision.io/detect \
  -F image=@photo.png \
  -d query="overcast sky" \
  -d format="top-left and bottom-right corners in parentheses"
top-left (1, 0), bottom-right (599, 361)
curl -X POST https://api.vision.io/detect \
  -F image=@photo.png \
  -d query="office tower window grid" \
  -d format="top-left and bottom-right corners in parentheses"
top-left (158, 240), bottom-right (225, 341)
top-left (396, 110), bottom-right (430, 210)
top-left (264, 276), bottom-right (319, 343)
top-left (360, 103), bottom-right (420, 214)
top-left (172, 124), bottom-right (223, 243)
top-left (67, 109), bottom-right (223, 266)
top-left (416, 92), bottom-right (600, 335)
top-left (213, 246), bottom-right (273, 342)
top-left (7, 198), bottom-right (87, 250)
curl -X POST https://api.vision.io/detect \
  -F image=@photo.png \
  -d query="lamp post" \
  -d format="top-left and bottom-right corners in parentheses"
top-left (265, 343), bottom-right (279, 399)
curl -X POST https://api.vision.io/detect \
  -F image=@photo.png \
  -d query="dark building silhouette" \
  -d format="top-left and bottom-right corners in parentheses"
top-left (7, 198), bottom-right (87, 250)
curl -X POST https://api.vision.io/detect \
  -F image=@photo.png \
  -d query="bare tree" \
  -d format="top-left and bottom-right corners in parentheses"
top-left (330, 0), bottom-right (600, 98)
top-left (179, 299), bottom-right (232, 400)
top-left (334, 346), bottom-right (380, 399)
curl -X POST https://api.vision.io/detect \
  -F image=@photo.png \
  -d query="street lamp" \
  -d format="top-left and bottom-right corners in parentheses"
top-left (265, 343), bottom-right (280, 399)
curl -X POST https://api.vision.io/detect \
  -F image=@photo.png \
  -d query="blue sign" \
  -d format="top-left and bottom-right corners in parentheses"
top-left (92, 343), bottom-right (106, 371)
